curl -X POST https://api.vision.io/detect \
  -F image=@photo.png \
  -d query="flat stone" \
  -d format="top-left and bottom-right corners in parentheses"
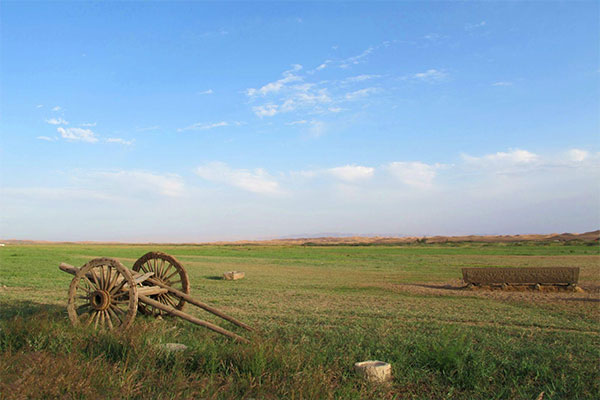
top-left (223, 271), bottom-right (245, 280)
top-left (159, 343), bottom-right (188, 352)
top-left (354, 360), bottom-right (392, 383)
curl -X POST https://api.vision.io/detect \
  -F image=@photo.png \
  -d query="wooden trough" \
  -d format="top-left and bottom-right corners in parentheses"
top-left (58, 252), bottom-right (253, 343)
top-left (462, 267), bottom-right (580, 287)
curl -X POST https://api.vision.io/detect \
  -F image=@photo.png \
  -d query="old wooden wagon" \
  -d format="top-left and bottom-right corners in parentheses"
top-left (59, 252), bottom-right (253, 342)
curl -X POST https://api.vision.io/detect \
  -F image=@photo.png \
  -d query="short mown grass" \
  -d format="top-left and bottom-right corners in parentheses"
top-left (0, 243), bottom-right (598, 399)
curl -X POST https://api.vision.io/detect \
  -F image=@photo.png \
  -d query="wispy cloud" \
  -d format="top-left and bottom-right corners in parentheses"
top-left (81, 122), bottom-right (97, 127)
top-left (52, 106), bottom-right (62, 112)
top-left (198, 89), bottom-right (214, 95)
top-left (46, 117), bottom-right (69, 125)
top-left (195, 162), bottom-right (283, 196)
top-left (57, 127), bottom-right (98, 143)
top-left (342, 74), bottom-right (382, 84)
top-left (253, 104), bottom-right (279, 118)
top-left (178, 121), bottom-right (229, 132)
top-left (492, 81), bottom-right (513, 87)
top-left (106, 138), bottom-right (134, 146)
top-left (567, 149), bottom-right (589, 163)
top-left (345, 87), bottom-right (379, 100)
top-left (462, 149), bottom-right (539, 166)
top-left (36, 104), bottom-right (44, 108)
top-left (328, 165), bottom-right (374, 182)
top-left (93, 170), bottom-right (185, 197)
top-left (286, 120), bottom-right (308, 125)
top-left (409, 69), bottom-right (447, 83)
top-left (246, 64), bottom-right (303, 97)
top-left (385, 161), bottom-right (442, 188)
top-left (465, 21), bottom-right (486, 31)
top-left (36, 136), bottom-right (56, 141)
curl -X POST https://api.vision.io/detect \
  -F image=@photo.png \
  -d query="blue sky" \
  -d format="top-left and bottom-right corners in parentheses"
top-left (1, 1), bottom-right (598, 241)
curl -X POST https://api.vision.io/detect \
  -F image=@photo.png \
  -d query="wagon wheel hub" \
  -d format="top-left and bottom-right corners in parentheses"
top-left (90, 290), bottom-right (111, 311)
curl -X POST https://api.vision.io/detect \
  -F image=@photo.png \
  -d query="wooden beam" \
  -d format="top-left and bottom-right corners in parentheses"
top-left (146, 277), bottom-right (254, 332)
top-left (138, 295), bottom-right (249, 343)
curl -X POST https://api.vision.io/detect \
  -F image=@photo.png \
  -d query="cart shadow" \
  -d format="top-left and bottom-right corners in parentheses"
top-left (0, 300), bottom-right (65, 321)
top-left (204, 275), bottom-right (224, 281)
top-left (410, 283), bottom-right (468, 291)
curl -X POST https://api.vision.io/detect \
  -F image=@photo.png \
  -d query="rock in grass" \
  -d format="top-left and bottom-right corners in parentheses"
top-left (354, 360), bottom-right (392, 383)
top-left (223, 271), bottom-right (245, 280)
top-left (159, 343), bottom-right (188, 353)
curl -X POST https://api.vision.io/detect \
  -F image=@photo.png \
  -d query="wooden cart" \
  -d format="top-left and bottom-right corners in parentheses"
top-left (59, 252), bottom-right (253, 343)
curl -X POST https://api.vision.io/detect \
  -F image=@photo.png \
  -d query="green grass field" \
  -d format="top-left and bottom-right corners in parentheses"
top-left (1, 243), bottom-right (599, 399)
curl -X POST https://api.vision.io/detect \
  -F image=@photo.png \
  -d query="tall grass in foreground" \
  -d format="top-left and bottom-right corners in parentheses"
top-left (1, 308), bottom-right (598, 399)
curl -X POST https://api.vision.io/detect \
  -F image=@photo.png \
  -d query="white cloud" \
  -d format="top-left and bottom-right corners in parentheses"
top-left (462, 149), bottom-right (539, 166)
top-left (253, 104), bottom-right (279, 117)
top-left (308, 120), bottom-right (326, 137)
top-left (340, 46), bottom-right (375, 68)
top-left (567, 149), bottom-right (589, 162)
top-left (465, 21), bottom-right (486, 31)
top-left (386, 161), bottom-right (441, 188)
top-left (410, 69), bottom-right (447, 82)
top-left (287, 120), bottom-right (308, 125)
top-left (316, 60), bottom-right (331, 71)
top-left (81, 122), bottom-right (97, 127)
top-left (343, 74), bottom-right (382, 83)
top-left (198, 89), bottom-right (214, 95)
top-left (492, 81), bottom-right (513, 86)
top-left (328, 165), bottom-right (374, 182)
top-left (94, 171), bottom-right (185, 197)
top-left (36, 104), bottom-right (44, 108)
top-left (46, 117), bottom-right (69, 125)
top-left (57, 127), bottom-right (98, 143)
top-left (345, 87), bottom-right (378, 100)
top-left (37, 136), bottom-right (55, 141)
top-left (106, 138), bottom-right (134, 146)
top-left (246, 65), bottom-right (303, 97)
top-left (52, 106), bottom-right (62, 112)
top-left (328, 107), bottom-right (343, 113)
top-left (195, 162), bottom-right (283, 196)
top-left (178, 121), bottom-right (229, 132)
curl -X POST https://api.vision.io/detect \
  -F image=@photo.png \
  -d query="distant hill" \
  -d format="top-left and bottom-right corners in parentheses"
top-left (1, 230), bottom-right (598, 245)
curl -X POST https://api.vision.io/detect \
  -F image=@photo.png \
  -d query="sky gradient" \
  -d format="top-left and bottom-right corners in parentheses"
top-left (1, 1), bottom-right (599, 241)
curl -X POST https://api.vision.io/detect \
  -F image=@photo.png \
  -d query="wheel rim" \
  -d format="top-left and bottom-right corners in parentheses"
top-left (132, 252), bottom-right (190, 316)
top-left (67, 258), bottom-right (138, 330)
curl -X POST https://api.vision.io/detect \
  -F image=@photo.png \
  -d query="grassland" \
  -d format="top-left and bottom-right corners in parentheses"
top-left (0, 242), bottom-right (599, 399)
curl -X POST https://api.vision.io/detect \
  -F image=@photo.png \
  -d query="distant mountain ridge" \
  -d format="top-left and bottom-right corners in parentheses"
top-left (1, 230), bottom-right (598, 245)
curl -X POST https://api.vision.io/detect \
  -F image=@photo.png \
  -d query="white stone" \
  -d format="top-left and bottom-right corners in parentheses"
top-left (354, 360), bottom-right (392, 383)
top-left (223, 271), bottom-right (245, 280)
top-left (159, 343), bottom-right (188, 352)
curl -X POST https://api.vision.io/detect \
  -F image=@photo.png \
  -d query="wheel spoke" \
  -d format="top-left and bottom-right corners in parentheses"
top-left (105, 310), bottom-right (113, 329)
top-left (108, 306), bottom-right (122, 324)
top-left (162, 293), bottom-right (177, 308)
top-left (165, 270), bottom-right (179, 281)
top-left (76, 304), bottom-right (91, 315)
top-left (162, 262), bottom-right (173, 278)
top-left (90, 267), bottom-right (101, 289)
top-left (99, 310), bottom-right (106, 329)
top-left (86, 311), bottom-right (98, 327)
top-left (110, 303), bottom-right (125, 315)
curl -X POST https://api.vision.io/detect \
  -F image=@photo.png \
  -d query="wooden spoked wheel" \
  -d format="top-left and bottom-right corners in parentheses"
top-left (67, 258), bottom-right (138, 331)
top-left (132, 252), bottom-right (190, 316)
